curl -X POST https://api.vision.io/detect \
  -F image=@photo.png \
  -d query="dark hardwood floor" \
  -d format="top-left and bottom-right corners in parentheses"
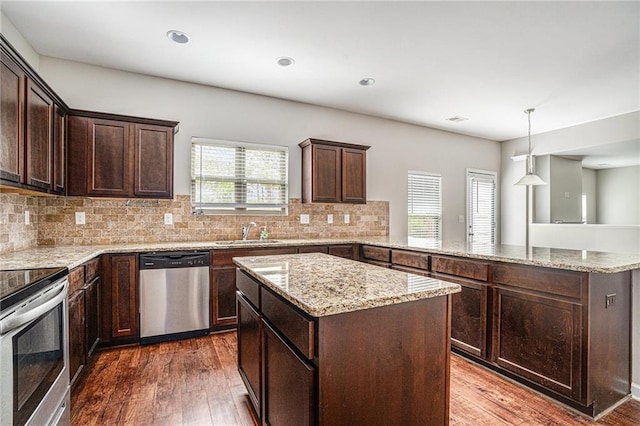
top-left (72, 331), bottom-right (640, 425)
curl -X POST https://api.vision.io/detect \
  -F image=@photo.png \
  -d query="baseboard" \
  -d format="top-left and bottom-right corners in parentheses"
top-left (632, 382), bottom-right (640, 400)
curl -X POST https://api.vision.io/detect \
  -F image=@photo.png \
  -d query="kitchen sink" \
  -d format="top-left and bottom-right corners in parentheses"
top-left (216, 240), bottom-right (281, 245)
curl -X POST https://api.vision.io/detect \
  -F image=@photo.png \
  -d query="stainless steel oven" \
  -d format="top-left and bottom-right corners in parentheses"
top-left (0, 268), bottom-right (70, 426)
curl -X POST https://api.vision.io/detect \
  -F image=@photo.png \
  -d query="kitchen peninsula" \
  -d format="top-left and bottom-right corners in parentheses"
top-left (233, 253), bottom-right (461, 425)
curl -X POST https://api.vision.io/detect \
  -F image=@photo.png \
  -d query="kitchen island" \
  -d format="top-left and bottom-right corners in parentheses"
top-left (233, 253), bottom-right (461, 425)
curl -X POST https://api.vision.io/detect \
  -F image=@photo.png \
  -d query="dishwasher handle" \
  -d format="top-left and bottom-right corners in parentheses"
top-left (139, 252), bottom-right (211, 269)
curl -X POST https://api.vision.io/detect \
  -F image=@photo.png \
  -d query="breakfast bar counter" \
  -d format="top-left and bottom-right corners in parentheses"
top-left (233, 253), bottom-right (461, 425)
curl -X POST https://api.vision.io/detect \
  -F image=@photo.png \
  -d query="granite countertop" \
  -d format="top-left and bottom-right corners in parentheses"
top-left (0, 237), bottom-right (638, 273)
top-left (234, 253), bottom-right (461, 317)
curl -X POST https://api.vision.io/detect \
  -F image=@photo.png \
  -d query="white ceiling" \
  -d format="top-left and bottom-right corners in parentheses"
top-left (2, 1), bottom-right (639, 141)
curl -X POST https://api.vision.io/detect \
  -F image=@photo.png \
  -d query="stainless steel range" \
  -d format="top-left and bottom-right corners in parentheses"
top-left (0, 267), bottom-right (70, 426)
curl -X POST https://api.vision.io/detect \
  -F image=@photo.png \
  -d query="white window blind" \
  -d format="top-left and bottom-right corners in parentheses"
top-left (408, 172), bottom-right (442, 242)
top-left (191, 138), bottom-right (289, 214)
top-left (466, 169), bottom-right (496, 244)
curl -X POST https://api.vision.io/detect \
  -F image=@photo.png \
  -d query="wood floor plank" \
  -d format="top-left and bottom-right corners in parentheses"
top-left (71, 332), bottom-right (640, 425)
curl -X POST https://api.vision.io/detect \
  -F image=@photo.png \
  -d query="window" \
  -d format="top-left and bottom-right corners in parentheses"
top-left (408, 171), bottom-right (442, 243)
top-left (191, 138), bottom-right (289, 214)
top-left (466, 169), bottom-right (496, 244)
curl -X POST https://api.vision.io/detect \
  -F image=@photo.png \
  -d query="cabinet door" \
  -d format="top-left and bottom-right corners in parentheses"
top-left (450, 281), bottom-right (487, 358)
top-left (0, 51), bottom-right (25, 183)
top-left (341, 147), bottom-right (366, 203)
top-left (312, 144), bottom-right (341, 202)
top-left (263, 322), bottom-right (315, 426)
top-left (68, 289), bottom-right (86, 387)
top-left (109, 254), bottom-right (138, 340)
top-left (85, 277), bottom-right (101, 357)
top-left (87, 118), bottom-right (132, 196)
top-left (493, 287), bottom-right (584, 402)
top-left (133, 124), bottom-right (173, 198)
top-left (52, 105), bottom-right (65, 194)
top-left (237, 294), bottom-right (261, 416)
top-left (25, 78), bottom-right (54, 190)
top-left (211, 266), bottom-right (237, 328)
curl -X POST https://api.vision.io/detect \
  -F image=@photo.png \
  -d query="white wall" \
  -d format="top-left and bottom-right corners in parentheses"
top-left (37, 56), bottom-right (500, 240)
top-left (597, 166), bottom-right (640, 225)
top-left (582, 168), bottom-right (597, 224)
top-left (0, 11), bottom-right (39, 70)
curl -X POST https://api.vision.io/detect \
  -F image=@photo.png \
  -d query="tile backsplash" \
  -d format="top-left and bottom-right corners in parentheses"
top-left (1, 193), bottom-right (388, 253)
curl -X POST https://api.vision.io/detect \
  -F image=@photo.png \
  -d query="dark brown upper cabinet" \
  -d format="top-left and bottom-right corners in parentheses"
top-left (67, 110), bottom-right (177, 199)
top-left (0, 50), bottom-right (25, 184)
top-left (1, 35), bottom-right (67, 195)
top-left (299, 138), bottom-right (369, 204)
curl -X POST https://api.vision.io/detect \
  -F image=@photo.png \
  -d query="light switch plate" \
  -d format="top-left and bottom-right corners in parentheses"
top-left (344, 214), bottom-right (350, 224)
top-left (300, 214), bottom-right (310, 224)
top-left (75, 212), bottom-right (85, 225)
top-left (327, 214), bottom-right (333, 224)
top-left (164, 213), bottom-right (173, 225)
top-left (24, 210), bottom-right (30, 225)
top-left (458, 215), bottom-right (464, 223)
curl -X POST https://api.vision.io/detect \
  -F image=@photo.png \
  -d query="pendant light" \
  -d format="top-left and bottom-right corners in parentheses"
top-left (515, 108), bottom-right (546, 186)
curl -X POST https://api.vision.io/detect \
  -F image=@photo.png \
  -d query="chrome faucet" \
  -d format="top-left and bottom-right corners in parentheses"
top-left (241, 222), bottom-right (257, 240)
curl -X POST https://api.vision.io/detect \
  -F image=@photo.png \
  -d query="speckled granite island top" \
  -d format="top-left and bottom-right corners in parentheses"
top-left (233, 253), bottom-right (461, 317)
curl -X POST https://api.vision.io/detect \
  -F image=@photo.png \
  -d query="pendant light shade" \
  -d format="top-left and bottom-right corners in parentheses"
top-left (515, 108), bottom-right (546, 186)
top-left (515, 172), bottom-right (547, 186)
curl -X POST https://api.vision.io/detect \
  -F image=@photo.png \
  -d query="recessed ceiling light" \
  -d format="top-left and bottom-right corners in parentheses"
top-left (276, 57), bottom-right (295, 67)
top-left (166, 30), bottom-right (190, 44)
top-left (446, 116), bottom-right (469, 123)
top-left (359, 78), bottom-right (375, 86)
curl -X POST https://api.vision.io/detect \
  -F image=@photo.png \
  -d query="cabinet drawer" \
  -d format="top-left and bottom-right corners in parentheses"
top-left (69, 266), bottom-right (85, 295)
top-left (84, 258), bottom-right (100, 282)
top-left (328, 244), bottom-right (355, 259)
top-left (298, 245), bottom-right (329, 254)
top-left (213, 247), bottom-right (297, 266)
top-left (361, 245), bottom-right (390, 263)
top-left (391, 250), bottom-right (428, 270)
top-left (236, 270), bottom-right (260, 308)
top-left (261, 287), bottom-right (315, 360)
top-left (493, 264), bottom-right (584, 299)
top-left (432, 256), bottom-right (488, 282)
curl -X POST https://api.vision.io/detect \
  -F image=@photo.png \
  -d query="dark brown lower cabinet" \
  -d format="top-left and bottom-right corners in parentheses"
top-left (263, 321), bottom-right (315, 426)
top-left (493, 287), bottom-right (583, 401)
top-left (448, 280), bottom-right (487, 358)
top-left (237, 295), bottom-right (261, 416)
top-left (211, 266), bottom-right (237, 329)
top-left (85, 276), bottom-right (101, 356)
top-left (101, 254), bottom-right (138, 344)
top-left (68, 288), bottom-right (86, 386)
top-left (237, 269), bottom-right (451, 425)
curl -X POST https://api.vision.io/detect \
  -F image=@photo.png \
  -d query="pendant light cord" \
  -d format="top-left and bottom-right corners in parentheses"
top-left (525, 108), bottom-right (535, 174)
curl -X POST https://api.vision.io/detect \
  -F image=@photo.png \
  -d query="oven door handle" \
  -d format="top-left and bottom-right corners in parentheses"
top-left (0, 279), bottom-right (68, 335)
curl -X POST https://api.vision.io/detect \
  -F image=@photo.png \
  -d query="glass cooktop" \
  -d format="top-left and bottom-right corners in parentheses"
top-left (0, 267), bottom-right (68, 312)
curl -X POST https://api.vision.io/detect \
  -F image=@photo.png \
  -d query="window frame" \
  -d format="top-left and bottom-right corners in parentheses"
top-left (191, 137), bottom-right (289, 215)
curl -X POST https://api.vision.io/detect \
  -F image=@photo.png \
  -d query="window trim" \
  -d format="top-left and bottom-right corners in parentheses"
top-left (191, 137), bottom-right (289, 215)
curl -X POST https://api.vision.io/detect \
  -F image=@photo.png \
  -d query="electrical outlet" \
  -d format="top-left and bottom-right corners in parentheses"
top-left (25, 210), bottom-right (30, 225)
top-left (327, 214), bottom-right (333, 224)
top-left (458, 215), bottom-right (464, 223)
top-left (75, 212), bottom-right (85, 225)
top-left (344, 214), bottom-right (350, 224)
top-left (605, 293), bottom-right (616, 309)
top-left (564, 191), bottom-right (570, 198)
top-left (300, 214), bottom-right (310, 224)
top-left (164, 213), bottom-right (173, 225)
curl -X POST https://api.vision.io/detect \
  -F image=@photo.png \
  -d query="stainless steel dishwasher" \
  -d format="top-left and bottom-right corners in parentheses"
top-left (139, 251), bottom-right (210, 344)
